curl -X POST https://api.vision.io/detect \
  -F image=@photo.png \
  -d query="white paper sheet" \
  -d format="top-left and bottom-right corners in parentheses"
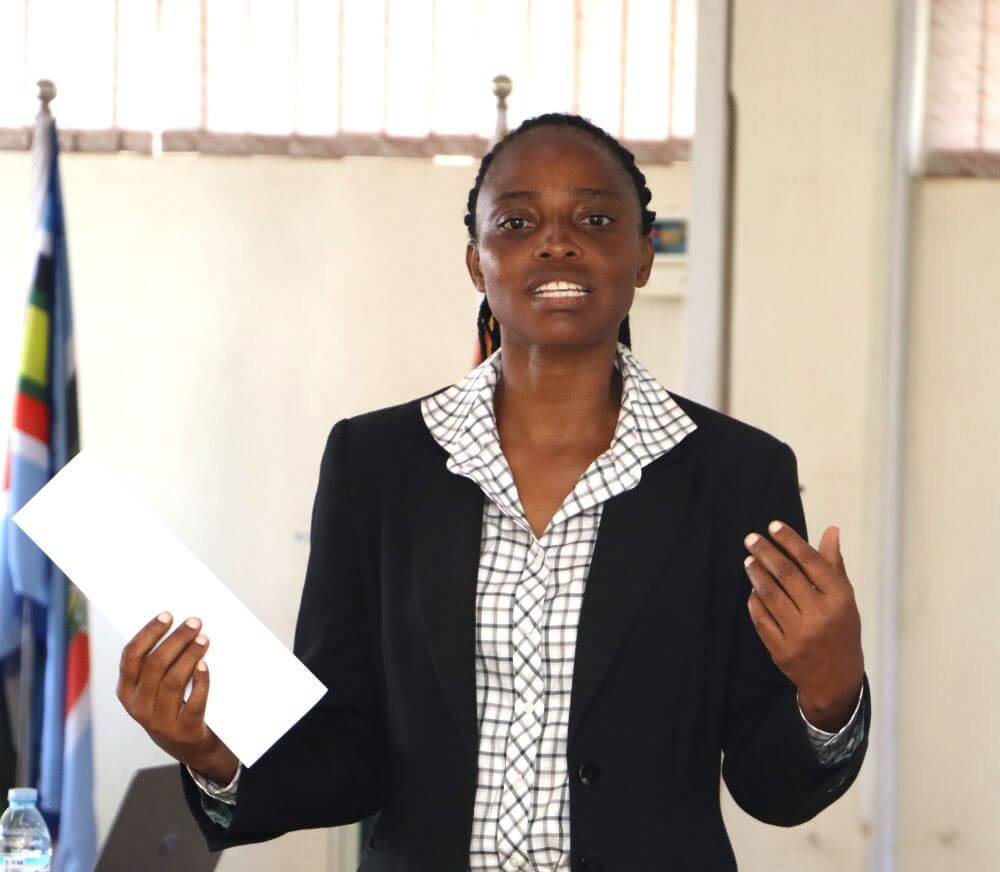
top-left (12, 449), bottom-right (327, 768)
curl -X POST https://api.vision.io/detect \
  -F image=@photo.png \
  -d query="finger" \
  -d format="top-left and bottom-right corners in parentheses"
top-left (118, 612), bottom-right (173, 702)
top-left (744, 530), bottom-right (815, 607)
top-left (744, 555), bottom-right (797, 627)
top-left (767, 520), bottom-right (839, 594)
top-left (747, 590), bottom-right (783, 650)
top-left (131, 617), bottom-right (204, 719)
top-left (818, 525), bottom-right (846, 575)
top-left (178, 659), bottom-right (210, 729)
top-left (153, 632), bottom-right (209, 724)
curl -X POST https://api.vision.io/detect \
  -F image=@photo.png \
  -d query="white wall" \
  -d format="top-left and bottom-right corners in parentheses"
top-left (0, 150), bottom-right (691, 871)
top-left (726, 0), bottom-right (895, 868)
top-left (899, 178), bottom-right (1000, 871)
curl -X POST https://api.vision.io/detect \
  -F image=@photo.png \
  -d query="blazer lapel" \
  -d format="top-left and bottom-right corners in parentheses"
top-left (406, 431), bottom-right (484, 758)
top-left (567, 442), bottom-right (697, 747)
top-left (406, 418), bottom-right (699, 759)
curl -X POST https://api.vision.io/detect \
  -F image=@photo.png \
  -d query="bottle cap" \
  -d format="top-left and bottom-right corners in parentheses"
top-left (7, 787), bottom-right (37, 803)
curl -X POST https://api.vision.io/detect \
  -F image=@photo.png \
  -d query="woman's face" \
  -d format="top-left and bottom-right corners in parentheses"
top-left (467, 126), bottom-right (654, 352)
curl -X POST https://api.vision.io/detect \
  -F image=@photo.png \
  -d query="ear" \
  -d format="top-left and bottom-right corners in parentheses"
top-left (466, 242), bottom-right (486, 292)
top-left (634, 233), bottom-right (654, 288)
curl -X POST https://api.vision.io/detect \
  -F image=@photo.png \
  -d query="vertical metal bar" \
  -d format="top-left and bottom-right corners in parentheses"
top-left (245, 0), bottom-right (251, 131)
top-left (685, 0), bottom-right (732, 409)
top-left (618, 0), bottom-right (627, 137)
top-left (153, 0), bottom-right (163, 155)
top-left (292, 0), bottom-right (300, 133)
top-left (667, 0), bottom-right (678, 139)
top-left (22, 0), bottom-right (29, 125)
top-left (976, 0), bottom-right (989, 150)
top-left (524, 0), bottom-right (532, 119)
top-left (199, 0), bottom-right (208, 129)
top-left (337, 0), bottom-right (345, 132)
top-left (383, 0), bottom-right (389, 132)
top-left (872, 1), bottom-right (927, 868)
top-left (573, 0), bottom-right (581, 114)
top-left (429, 0), bottom-right (436, 132)
top-left (112, 0), bottom-right (121, 129)
top-left (14, 600), bottom-right (33, 787)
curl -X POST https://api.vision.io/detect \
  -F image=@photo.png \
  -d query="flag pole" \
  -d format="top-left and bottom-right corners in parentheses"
top-left (13, 79), bottom-right (57, 790)
top-left (14, 604), bottom-right (32, 789)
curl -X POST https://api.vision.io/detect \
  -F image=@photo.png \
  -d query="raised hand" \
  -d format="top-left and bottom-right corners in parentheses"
top-left (743, 521), bottom-right (865, 732)
top-left (116, 612), bottom-right (239, 782)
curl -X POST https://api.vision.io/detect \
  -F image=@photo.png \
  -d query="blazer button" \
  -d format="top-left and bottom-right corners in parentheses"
top-left (580, 854), bottom-right (604, 872)
top-left (577, 761), bottom-right (600, 786)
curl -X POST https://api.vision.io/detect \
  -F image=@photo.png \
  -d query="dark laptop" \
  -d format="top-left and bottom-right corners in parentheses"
top-left (95, 764), bottom-right (222, 871)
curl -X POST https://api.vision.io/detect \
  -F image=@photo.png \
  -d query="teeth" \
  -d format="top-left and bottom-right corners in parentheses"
top-left (534, 280), bottom-right (587, 292)
top-left (535, 290), bottom-right (588, 298)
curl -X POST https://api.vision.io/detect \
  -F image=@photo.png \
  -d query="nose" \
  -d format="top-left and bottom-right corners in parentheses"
top-left (534, 221), bottom-right (580, 260)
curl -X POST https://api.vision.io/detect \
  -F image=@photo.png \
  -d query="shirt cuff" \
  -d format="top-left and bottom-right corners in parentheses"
top-left (798, 683), bottom-right (866, 767)
top-left (186, 762), bottom-right (242, 805)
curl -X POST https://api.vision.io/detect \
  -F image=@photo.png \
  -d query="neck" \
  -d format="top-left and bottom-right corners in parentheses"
top-left (493, 340), bottom-right (623, 449)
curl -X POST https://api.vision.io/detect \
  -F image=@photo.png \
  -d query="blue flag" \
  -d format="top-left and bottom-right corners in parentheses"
top-left (0, 101), bottom-right (97, 871)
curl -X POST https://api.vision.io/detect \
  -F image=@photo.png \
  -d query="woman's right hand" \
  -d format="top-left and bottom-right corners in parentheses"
top-left (116, 612), bottom-right (240, 783)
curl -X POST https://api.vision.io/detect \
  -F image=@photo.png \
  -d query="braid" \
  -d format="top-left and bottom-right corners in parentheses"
top-left (467, 112), bottom-right (654, 359)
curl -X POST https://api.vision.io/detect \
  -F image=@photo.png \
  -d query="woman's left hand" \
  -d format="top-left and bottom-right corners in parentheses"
top-left (742, 521), bottom-right (865, 732)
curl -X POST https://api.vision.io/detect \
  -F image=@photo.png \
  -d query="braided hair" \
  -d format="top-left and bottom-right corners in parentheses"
top-left (465, 112), bottom-right (655, 361)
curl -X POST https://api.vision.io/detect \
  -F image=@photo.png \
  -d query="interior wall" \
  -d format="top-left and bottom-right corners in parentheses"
top-left (727, 0), bottom-right (896, 868)
top-left (0, 149), bottom-right (690, 871)
top-left (898, 178), bottom-right (1000, 871)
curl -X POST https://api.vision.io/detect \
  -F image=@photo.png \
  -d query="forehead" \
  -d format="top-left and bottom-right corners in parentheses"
top-left (479, 126), bottom-right (634, 203)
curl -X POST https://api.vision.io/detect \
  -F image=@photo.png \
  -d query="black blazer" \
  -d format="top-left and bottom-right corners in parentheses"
top-left (180, 387), bottom-right (872, 871)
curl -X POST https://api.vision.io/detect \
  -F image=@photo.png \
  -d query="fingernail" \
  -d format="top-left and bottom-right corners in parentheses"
top-left (194, 634), bottom-right (208, 646)
top-left (744, 555), bottom-right (754, 567)
top-left (196, 661), bottom-right (208, 672)
top-left (156, 612), bottom-right (171, 624)
top-left (768, 520), bottom-right (784, 535)
top-left (745, 533), bottom-right (760, 548)
top-left (185, 617), bottom-right (202, 630)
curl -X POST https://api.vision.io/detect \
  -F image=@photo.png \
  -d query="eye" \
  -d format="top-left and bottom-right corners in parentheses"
top-left (585, 214), bottom-right (613, 226)
top-left (498, 216), bottom-right (532, 231)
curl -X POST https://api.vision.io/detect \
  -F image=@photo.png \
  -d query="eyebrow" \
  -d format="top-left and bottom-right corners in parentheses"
top-left (493, 186), bottom-right (623, 204)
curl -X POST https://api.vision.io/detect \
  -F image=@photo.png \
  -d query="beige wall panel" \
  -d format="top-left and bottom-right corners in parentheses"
top-left (898, 179), bottom-right (1000, 871)
top-left (725, 0), bottom-right (896, 868)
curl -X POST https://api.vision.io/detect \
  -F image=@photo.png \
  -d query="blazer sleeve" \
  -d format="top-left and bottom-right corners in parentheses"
top-left (720, 439), bottom-right (872, 826)
top-left (180, 417), bottom-right (388, 850)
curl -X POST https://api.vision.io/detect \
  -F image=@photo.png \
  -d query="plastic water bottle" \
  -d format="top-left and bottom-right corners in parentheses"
top-left (0, 788), bottom-right (52, 871)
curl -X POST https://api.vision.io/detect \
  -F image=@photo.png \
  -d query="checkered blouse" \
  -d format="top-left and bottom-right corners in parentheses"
top-left (190, 341), bottom-right (866, 870)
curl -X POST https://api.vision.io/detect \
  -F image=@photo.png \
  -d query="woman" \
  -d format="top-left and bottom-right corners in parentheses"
top-left (116, 113), bottom-right (870, 871)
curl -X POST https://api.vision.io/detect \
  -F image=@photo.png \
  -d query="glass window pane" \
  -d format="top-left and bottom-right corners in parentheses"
top-left (26, 0), bottom-right (116, 129)
top-left (296, 0), bottom-right (341, 135)
top-left (0, 4), bottom-right (28, 127)
top-left (341, 0), bottom-right (385, 131)
top-left (385, 0), bottom-right (432, 136)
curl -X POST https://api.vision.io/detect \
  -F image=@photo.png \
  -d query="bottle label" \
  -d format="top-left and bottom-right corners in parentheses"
top-left (1, 857), bottom-right (52, 870)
